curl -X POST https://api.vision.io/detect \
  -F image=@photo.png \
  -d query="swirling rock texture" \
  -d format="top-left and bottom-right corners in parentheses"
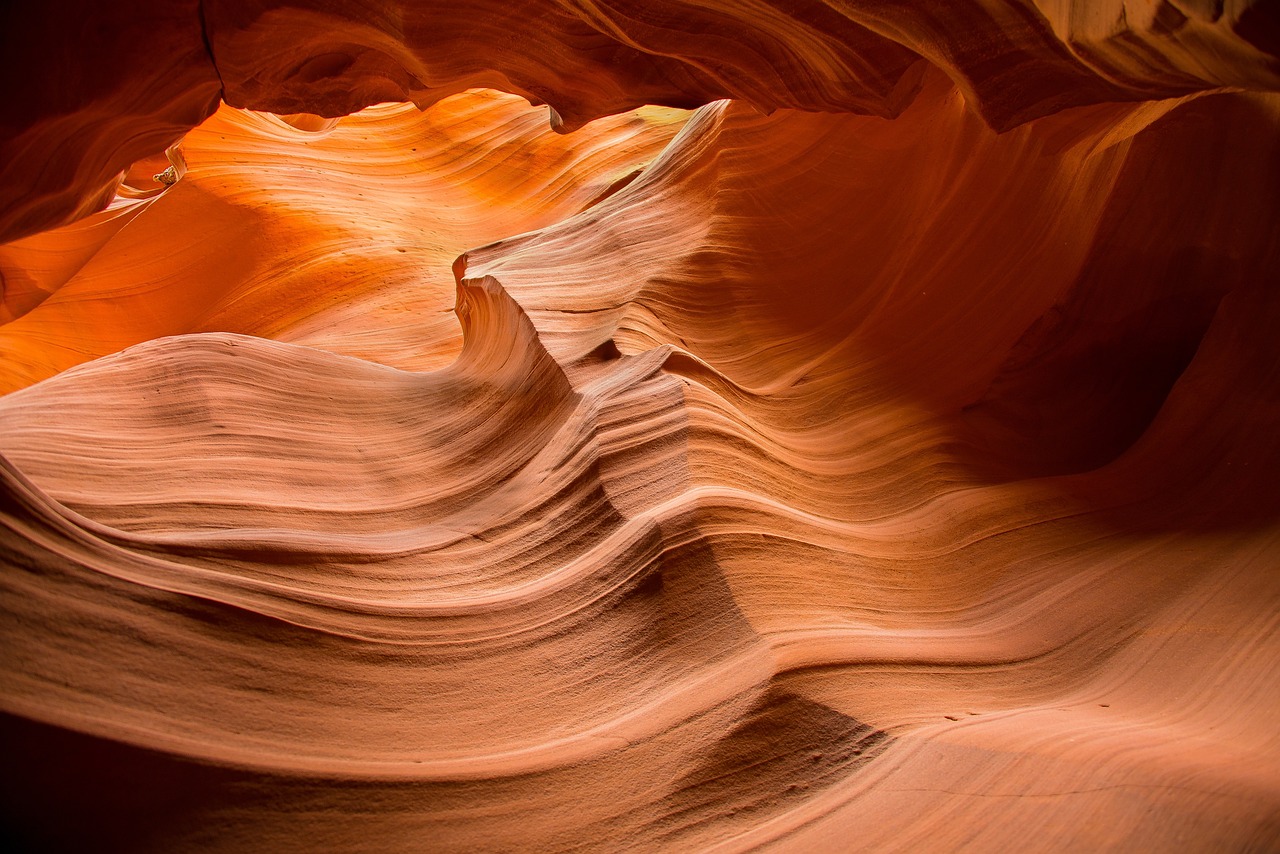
top-left (2, 2), bottom-right (1280, 852)
top-left (0, 91), bottom-right (687, 391)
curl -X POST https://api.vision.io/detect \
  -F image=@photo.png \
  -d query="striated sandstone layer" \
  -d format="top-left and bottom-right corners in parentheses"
top-left (0, 90), bottom-right (687, 392)
top-left (3, 2), bottom-right (1280, 853)
top-left (3, 1), bottom-right (1280, 243)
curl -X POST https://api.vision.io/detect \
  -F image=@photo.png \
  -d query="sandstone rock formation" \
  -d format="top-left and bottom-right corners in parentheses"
top-left (0, 90), bottom-right (686, 392)
top-left (2, 2), bottom-right (1279, 851)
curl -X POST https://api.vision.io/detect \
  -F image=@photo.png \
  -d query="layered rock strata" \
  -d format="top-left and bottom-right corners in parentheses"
top-left (2, 2), bottom-right (1279, 852)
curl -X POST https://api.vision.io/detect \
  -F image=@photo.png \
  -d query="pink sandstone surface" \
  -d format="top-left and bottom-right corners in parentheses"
top-left (1, 1), bottom-right (1279, 851)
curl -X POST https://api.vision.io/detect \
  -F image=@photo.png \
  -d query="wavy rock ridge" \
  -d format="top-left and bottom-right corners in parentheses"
top-left (3, 0), bottom-right (1279, 244)
top-left (2, 2), bottom-right (1280, 852)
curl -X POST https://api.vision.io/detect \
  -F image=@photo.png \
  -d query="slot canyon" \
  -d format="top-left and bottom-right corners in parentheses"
top-left (2, 1), bottom-right (1279, 850)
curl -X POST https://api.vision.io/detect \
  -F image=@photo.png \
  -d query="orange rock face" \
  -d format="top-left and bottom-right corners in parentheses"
top-left (2, 3), bottom-right (1280, 852)
top-left (0, 91), bottom-right (687, 392)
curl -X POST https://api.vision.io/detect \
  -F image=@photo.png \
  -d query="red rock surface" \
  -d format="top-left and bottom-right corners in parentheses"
top-left (2, 2), bottom-right (1280, 852)
top-left (0, 91), bottom-right (686, 391)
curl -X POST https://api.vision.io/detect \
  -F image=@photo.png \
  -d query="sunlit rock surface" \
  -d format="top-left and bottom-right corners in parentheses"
top-left (2, 2), bottom-right (1279, 851)
top-left (0, 91), bottom-right (687, 391)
